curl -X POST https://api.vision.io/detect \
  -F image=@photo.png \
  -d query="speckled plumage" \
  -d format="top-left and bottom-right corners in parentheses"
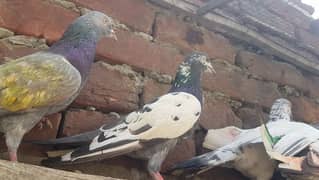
top-left (0, 11), bottom-right (116, 161)
top-left (169, 99), bottom-right (301, 180)
top-left (260, 99), bottom-right (319, 179)
top-left (36, 52), bottom-right (213, 180)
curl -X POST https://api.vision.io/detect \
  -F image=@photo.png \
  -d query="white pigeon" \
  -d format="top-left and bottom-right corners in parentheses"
top-left (33, 52), bottom-right (214, 180)
top-left (169, 126), bottom-right (276, 179)
top-left (260, 99), bottom-right (319, 179)
top-left (169, 98), bottom-right (309, 180)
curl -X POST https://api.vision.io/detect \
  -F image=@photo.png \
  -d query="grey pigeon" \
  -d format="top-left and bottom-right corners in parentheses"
top-left (33, 52), bottom-right (214, 180)
top-left (260, 99), bottom-right (319, 179)
top-left (0, 11), bottom-right (116, 161)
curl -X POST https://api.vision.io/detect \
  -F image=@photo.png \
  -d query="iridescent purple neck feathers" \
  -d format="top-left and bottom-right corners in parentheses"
top-left (48, 34), bottom-right (98, 80)
top-left (46, 11), bottom-right (116, 82)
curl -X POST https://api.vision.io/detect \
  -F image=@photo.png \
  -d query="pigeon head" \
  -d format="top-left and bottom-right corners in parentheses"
top-left (50, 11), bottom-right (116, 80)
top-left (61, 11), bottom-right (117, 40)
top-left (269, 98), bottom-right (292, 122)
top-left (170, 52), bottom-right (214, 103)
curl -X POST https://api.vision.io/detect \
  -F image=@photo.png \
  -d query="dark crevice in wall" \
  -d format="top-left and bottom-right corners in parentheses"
top-left (56, 109), bottom-right (68, 138)
top-left (138, 71), bottom-right (146, 108)
top-left (150, 12), bottom-right (160, 41)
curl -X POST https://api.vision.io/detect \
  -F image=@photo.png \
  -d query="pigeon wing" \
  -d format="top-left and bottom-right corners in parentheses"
top-left (42, 92), bottom-right (201, 165)
top-left (0, 52), bottom-right (81, 113)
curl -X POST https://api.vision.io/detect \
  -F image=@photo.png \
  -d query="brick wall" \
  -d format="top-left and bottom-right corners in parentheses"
top-left (0, 0), bottom-right (319, 179)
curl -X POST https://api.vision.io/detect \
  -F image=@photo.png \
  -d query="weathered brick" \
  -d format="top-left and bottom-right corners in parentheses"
top-left (296, 28), bottom-right (319, 57)
top-left (24, 113), bottom-right (61, 140)
top-left (142, 78), bottom-right (170, 103)
top-left (288, 0), bottom-right (315, 14)
top-left (0, 0), bottom-right (79, 43)
top-left (0, 42), bottom-right (37, 64)
top-left (199, 167), bottom-right (247, 180)
top-left (203, 60), bottom-right (281, 107)
top-left (263, 0), bottom-right (312, 28)
top-left (290, 96), bottom-right (319, 124)
top-left (20, 113), bottom-right (62, 158)
top-left (63, 109), bottom-right (118, 136)
top-left (97, 29), bottom-right (183, 75)
top-left (236, 51), bottom-right (308, 93)
top-left (73, 61), bottom-right (139, 113)
top-left (237, 107), bottom-right (268, 129)
top-left (70, 0), bottom-right (155, 33)
top-left (228, 0), bottom-right (296, 39)
top-left (200, 95), bottom-right (242, 129)
top-left (155, 14), bottom-right (236, 63)
top-left (306, 74), bottom-right (319, 98)
top-left (161, 139), bottom-right (195, 172)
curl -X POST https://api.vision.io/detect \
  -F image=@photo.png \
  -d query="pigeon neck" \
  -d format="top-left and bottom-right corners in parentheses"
top-left (269, 109), bottom-right (291, 122)
top-left (170, 64), bottom-right (202, 104)
top-left (48, 32), bottom-right (98, 81)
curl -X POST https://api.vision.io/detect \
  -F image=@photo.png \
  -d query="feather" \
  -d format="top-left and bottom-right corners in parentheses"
top-left (0, 11), bottom-right (116, 162)
top-left (38, 52), bottom-right (213, 180)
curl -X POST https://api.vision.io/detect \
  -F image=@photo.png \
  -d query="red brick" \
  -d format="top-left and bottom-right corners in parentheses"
top-left (142, 78), bottom-right (170, 103)
top-left (73, 61), bottom-right (139, 113)
top-left (288, 0), bottom-right (315, 14)
top-left (63, 109), bottom-right (118, 136)
top-left (203, 60), bottom-right (281, 108)
top-left (0, 0), bottom-right (79, 43)
top-left (290, 96), bottom-right (319, 124)
top-left (237, 107), bottom-right (268, 129)
top-left (24, 113), bottom-right (61, 141)
top-left (296, 28), bottom-right (319, 57)
top-left (199, 167), bottom-right (248, 180)
top-left (161, 139), bottom-right (196, 172)
top-left (306, 74), bottom-right (319, 98)
top-left (70, 0), bottom-right (155, 33)
top-left (263, 0), bottom-right (312, 28)
top-left (18, 113), bottom-right (62, 158)
top-left (155, 14), bottom-right (236, 63)
top-left (0, 42), bottom-right (38, 64)
top-left (97, 29), bottom-right (184, 75)
top-left (200, 95), bottom-right (242, 129)
top-left (236, 51), bottom-right (308, 93)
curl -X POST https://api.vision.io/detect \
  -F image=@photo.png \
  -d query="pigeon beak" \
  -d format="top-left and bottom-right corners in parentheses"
top-left (109, 29), bottom-right (117, 41)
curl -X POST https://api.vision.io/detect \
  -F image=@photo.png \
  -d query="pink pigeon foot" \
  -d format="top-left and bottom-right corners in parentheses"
top-left (9, 151), bottom-right (17, 162)
top-left (151, 172), bottom-right (164, 180)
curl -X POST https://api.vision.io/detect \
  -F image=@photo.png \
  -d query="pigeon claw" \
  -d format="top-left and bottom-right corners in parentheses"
top-left (37, 117), bottom-right (53, 130)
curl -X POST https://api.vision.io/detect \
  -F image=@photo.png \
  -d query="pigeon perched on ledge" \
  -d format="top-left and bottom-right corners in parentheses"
top-left (168, 101), bottom-right (292, 180)
top-left (0, 11), bottom-right (117, 161)
top-left (260, 99), bottom-right (319, 179)
top-left (33, 52), bottom-right (214, 180)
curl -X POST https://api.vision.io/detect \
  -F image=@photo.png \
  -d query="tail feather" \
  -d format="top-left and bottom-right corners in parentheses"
top-left (169, 154), bottom-right (210, 172)
top-left (41, 140), bottom-right (142, 166)
top-left (26, 129), bottom-right (100, 147)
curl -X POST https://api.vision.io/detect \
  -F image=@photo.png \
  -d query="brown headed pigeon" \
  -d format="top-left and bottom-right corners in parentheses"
top-left (0, 11), bottom-right (116, 161)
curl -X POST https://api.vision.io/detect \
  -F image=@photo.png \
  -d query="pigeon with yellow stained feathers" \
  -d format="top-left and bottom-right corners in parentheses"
top-left (0, 11), bottom-right (116, 161)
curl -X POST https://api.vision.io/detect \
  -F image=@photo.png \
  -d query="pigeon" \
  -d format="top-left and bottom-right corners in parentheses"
top-left (168, 102), bottom-right (295, 180)
top-left (260, 99), bottom-right (319, 179)
top-left (0, 11), bottom-right (117, 161)
top-left (32, 52), bottom-right (214, 180)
